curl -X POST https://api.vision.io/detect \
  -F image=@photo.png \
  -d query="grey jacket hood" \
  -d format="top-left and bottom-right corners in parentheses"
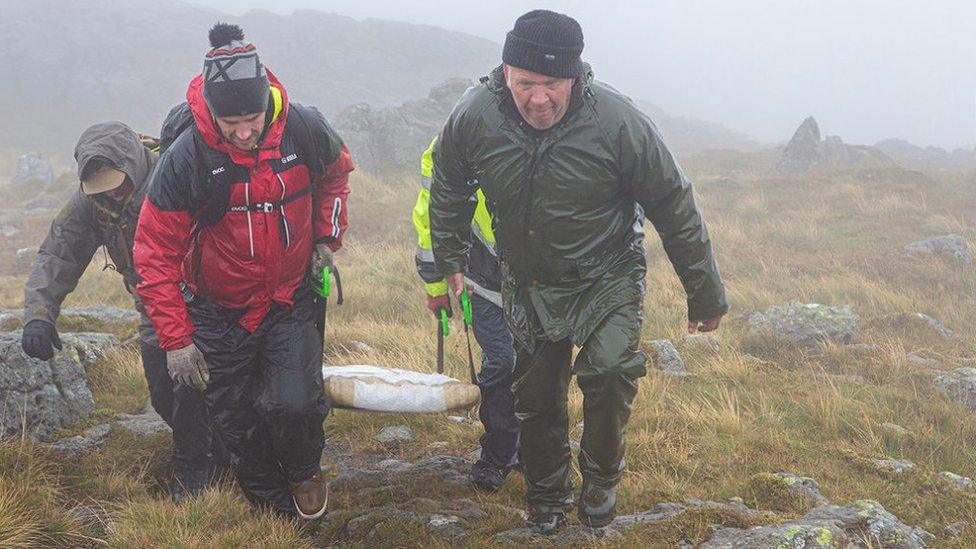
top-left (74, 121), bottom-right (153, 193)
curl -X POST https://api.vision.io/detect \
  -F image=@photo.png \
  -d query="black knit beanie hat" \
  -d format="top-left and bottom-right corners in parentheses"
top-left (202, 23), bottom-right (270, 117)
top-left (502, 10), bottom-right (584, 79)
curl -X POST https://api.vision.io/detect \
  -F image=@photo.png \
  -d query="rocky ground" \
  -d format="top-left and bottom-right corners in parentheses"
top-left (3, 162), bottom-right (976, 546)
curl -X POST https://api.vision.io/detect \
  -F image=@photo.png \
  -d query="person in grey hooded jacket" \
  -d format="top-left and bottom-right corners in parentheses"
top-left (22, 121), bottom-right (222, 501)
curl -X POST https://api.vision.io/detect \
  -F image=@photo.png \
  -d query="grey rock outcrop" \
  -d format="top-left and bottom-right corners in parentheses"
top-left (704, 499), bottom-right (931, 549)
top-left (346, 340), bottom-right (375, 354)
top-left (776, 117), bottom-right (822, 173)
top-left (942, 521), bottom-right (965, 539)
top-left (334, 79), bottom-right (473, 174)
top-left (0, 331), bottom-right (117, 441)
top-left (329, 454), bottom-right (473, 496)
top-left (905, 353), bottom-right (939, 369)
top-left (914, 313), bottom-right (956, 340)
top-left (116, 405), bottom-right (170, 437)
top-left (47, 423), bottom-right (111, 453)
top-left (9, 152), bottom-right (54, 191)
top-left (650, 339), bottom-right (692, 377)
top-left (747, 301), bottom-right (859, 347)
top-left (683, 333), bottom-right (721, 351)
top-left (62, 307), bottom-right (141, 327)
top-left (876, 138), bottom-right (976, 171)
top-left (0, 307), bottom-right (140, 333)
top-left (904, 235), bottom-right (973, 266)
top-left (376, 425), bottom-right (414, 449)
top-left (752, 472), bottom-right (830, 510)
top-left (873, 459), bottom-right (916, 474)
top-left (938, 471), bottom-right (976, 493)
top-left (611, 502), bottom-right (688, 528)
top-left (934, 368), bottom-right (976, 410)
top-left (776, 117), bottom-right (891, 173)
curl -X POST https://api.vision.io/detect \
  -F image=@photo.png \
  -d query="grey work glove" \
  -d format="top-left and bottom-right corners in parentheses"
top-left (166, 343), bottom-right (209, 391)
top-left (310, 243), bottom-right (335, 280)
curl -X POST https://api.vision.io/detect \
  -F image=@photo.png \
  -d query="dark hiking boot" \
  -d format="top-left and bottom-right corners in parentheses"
top-left (170, 468), bottom-right (210, 504)
top-left (577, 481), bottom-right (617, 528)
top-left (471, 461), bottom-right (509, 493)
top-left (526, 508), bottom-right (567, 535)
top-left (290, 472), bottom-right (329, 520)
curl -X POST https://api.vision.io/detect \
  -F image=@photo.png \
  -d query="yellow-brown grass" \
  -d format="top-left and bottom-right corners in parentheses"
top-left (2, 161), bottom-right (976, 546)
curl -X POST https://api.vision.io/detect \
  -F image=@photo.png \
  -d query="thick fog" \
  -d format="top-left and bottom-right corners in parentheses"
top-left (192, 0), bottom-right (976, 149)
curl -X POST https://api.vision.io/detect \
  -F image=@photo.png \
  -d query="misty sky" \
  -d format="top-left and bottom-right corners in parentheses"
top-left (191, 0), bottom-right (976, 149)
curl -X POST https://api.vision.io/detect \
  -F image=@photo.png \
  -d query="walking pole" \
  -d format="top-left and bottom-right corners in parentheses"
top-left (459, 290), bottom-right (478, 384)
top-left (436, 307), bottom-right (450, 375)
top-left (313, 266), bottom-right (334, 343)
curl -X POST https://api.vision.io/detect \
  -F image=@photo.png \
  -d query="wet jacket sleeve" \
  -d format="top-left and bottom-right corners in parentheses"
top-left (312, 144), bottom-right (353, 251)
top-left (300, 107), bottom-right (353, 252)
top-left (24, 191), bottom-right (101, 325)
top-left (429, 109), bottom-right (478, 278)
top-left (620, 111), bottom-right (729, 322)
top-left (133, 149), bottom-right (195, 351)
top-left (412, 138), bottom-right (448, 297)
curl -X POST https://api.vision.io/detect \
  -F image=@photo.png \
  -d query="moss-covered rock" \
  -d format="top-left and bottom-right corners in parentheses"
top-left (704, 499), bottom-right (932, 548)
top-left (747, 472), bottom-right (829, 514)
top-left (747, 301), bottom-right (859, 348)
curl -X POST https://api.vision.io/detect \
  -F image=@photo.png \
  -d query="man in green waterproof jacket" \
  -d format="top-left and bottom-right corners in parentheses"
top-left (429, 10), bottom-right (728, 533)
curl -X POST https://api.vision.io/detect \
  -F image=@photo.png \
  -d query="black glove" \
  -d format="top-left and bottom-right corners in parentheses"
top-left (21, 319), bottom-right (62, 361)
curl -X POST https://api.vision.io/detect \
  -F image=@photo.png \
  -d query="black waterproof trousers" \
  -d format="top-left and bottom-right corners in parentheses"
top-left (139, 341), bottom-right (225, 484)
top-left (470, 293), bottom-right (519, 470)
top-left (512, 301), bottom-right (645, 513)
top-left (187, 286), bottom-right (329, 515)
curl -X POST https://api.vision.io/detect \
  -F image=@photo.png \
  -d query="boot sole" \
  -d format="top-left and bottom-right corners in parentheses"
top-left (293, 487), bottom-right (329, 520)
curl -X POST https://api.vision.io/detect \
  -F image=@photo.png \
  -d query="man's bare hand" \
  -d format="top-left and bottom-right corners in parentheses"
top-left (446, 272), bottom-right (465, 301)
top-left (688, 315), bottom-right (723, 334)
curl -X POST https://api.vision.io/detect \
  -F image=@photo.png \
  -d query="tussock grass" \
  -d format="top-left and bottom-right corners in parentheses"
top-left (0, 438), bottom-right (99, 547)
top-left (109, 489), bottom-right (310, 549)
top-left (2, 163), bottom-right (976, 545)
top-left (87, 345), bottom-right (150, 414)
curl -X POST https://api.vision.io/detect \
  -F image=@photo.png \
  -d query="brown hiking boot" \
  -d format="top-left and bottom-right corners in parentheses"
top-left (290, 472), bottom-right (329, 519)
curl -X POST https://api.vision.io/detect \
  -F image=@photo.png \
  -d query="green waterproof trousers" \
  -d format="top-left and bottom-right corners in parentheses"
top-left (512, 301), bottom-right (646, 513)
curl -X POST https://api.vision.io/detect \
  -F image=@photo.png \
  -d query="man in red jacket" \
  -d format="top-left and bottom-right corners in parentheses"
top-left (134, 23), bottom-right (353, 519)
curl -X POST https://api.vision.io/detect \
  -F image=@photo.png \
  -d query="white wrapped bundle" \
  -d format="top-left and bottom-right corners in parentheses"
top-left (322, 365), bottom-right (480, 413)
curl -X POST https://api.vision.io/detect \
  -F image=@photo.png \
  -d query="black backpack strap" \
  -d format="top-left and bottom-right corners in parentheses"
top-left (228, 185), bottom-right (313, 213)
top-left (285, 104), bottom-right (344, 177)
top-left (159, 102), bottom-right (194, 154)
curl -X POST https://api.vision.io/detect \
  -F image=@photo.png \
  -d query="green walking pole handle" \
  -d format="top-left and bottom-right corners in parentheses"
top-left (313, 265), bottom-right (344, 305)
top-left (436, 308), bottom-right (446, 375)
top-left (460, 290), bottom-right (473, 327)
top-left (438, 307), bottom-right (450, 337)
top-left (315, 266), bottom-right (331, 298)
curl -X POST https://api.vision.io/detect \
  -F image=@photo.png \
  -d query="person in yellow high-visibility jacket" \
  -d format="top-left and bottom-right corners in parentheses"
top-left (413, 136), bottom-right (519, 492)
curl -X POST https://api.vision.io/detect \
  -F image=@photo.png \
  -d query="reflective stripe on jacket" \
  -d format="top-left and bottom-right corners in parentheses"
top-left (412, 136), bottom-right (500, 305)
